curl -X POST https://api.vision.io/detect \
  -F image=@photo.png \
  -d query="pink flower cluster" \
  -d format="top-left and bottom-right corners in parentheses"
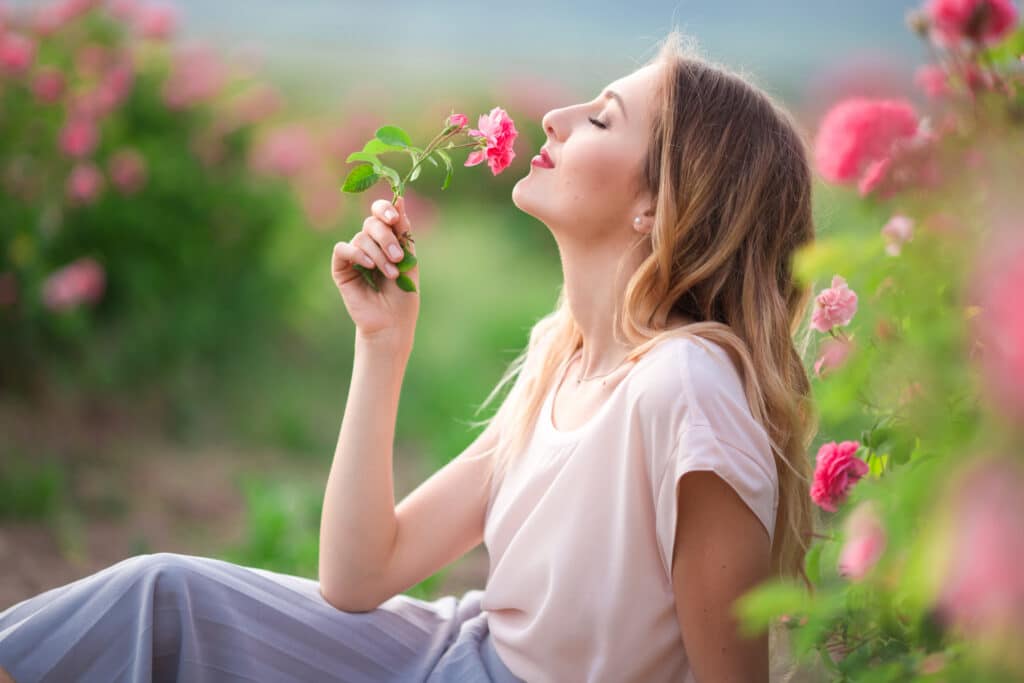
top-left (925, 0), bottom-right (1019, 46)
top-left (968, 233), bottom-right (1024, 419)
top-left (464, 107), bottom-right (519, 175)
top-left (810, 440), bottom-right (869, 512)
top-left (881, 214), bottom-right (915, 256)
top-left (814, 98), bottom-right (922, 197)
top-left (935, 457), bottom-right (1024, 642)
top-left (811, 275), bottom-right (859, 332)
top-left (837, 500), bottom-right (887, 581)
top-left (41, 256), bottom-right (106, 310)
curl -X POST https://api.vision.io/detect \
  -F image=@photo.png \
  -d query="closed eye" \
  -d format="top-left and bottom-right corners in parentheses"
top-left (588, 116), bottom-right (607, 129)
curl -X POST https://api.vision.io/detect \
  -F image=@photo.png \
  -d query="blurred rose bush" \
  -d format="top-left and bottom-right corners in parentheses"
top-left (0, 0), bottom-right (332, 397)
top-left (736, 3), bottom-right (1024, 681)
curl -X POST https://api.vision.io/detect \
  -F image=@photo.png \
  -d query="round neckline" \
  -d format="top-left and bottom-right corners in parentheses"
top-left (541, 347), bottom-right (643, 442)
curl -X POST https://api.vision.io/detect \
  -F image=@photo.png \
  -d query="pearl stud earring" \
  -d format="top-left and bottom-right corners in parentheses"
top-left (633, 216), bottom-right (642, 227)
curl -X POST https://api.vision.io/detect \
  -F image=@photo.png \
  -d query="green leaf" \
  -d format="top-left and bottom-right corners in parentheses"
top-left (341, 165), bottom-right (380, 193)
top-left (375, 165), bottom-right (402, 191)
top-left (435, 149), bottom-right (454, 191)
top-left (345, 151), bottom-right (380, 165)
top-left (426, 156), bottom-right (439, 168)
top-left (362, 138), bottom-right (406, 155)
top-left (734, 580), bottom-right (811, 636)
top-left (375, 125), bottom-right (412, 148)
top-left (804, 542), bottom-right (823, 584)
top-left (397, 250), bottom-right (417, 272)
top-left (409, 164), bottom-right (422, 182)
top-left (396, 274), bottom-right (417, 292)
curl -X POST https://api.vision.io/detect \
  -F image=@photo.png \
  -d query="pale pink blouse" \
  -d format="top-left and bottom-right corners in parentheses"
top-left (482, 334), bottom-right (779, 683)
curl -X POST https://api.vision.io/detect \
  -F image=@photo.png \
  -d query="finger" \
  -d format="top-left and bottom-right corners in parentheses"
top-left (365, 215), bottom-right (406, 263)
top-left (332, 241), bottom-right (375, 275)
top-left (371, 198), bottom-right (400, 228)
top-left (354, 231), bottom-right (399, 279)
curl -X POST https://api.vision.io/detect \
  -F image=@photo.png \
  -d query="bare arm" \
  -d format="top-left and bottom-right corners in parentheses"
top-left (318, 332), bottom-right (408, 610)
top-left (671, 470), bottom-right (772, 683)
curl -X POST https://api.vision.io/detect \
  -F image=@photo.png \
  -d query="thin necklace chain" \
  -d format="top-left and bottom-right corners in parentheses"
top-left (572, 350), bottom-right (631, 384)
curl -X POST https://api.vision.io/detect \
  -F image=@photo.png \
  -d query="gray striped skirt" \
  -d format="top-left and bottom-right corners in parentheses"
top-left (0, 552), bottom-right (524, 682)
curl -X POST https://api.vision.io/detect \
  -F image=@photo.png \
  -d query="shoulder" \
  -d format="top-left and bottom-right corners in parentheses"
top-left (631, 334), bottom-right (744, 422)
top-left (632, 335), bottom-right (774, 475)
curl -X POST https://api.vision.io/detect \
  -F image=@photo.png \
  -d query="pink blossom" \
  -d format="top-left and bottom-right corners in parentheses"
top-left (32, 66), bottom-right (66, 104)
top-left (249, 124), bottom-right (316, 178)
top-left (968, 234), bottom-right (1024, 417)
top-left (42, 256), bottom-right (105, 310)
top-left (881, 215), bottom-right (915, 256)
top-left (59, 118), bottom-right (99, 158)
top-left (814, 336), bottom-right (855, 378)
top-left (0, 32), bottom-right (36, 74)
top-left (813, 98), bottom-right (920, 190)
top-left (811, 275), bottom-right (859, 332)
top-left (134, 2), bottom-right (177, 40)
top-left (108, 0), bottom-right (138, 22)
top-left (837, 500), bottom-right (886, 581)
top-left (810, 440), bottom-right (868, 512)
top-left (0, 271), bottom-right (17, 308)
top-left (295, 166), bottom-right (344, 231)
top-left (857, 157), bottom-right (891, 196)
top-left (464, 106), bottom-right (519, 175)
top-left (227, 84), bottom-right (283, 127)
top-left (108, 148), bottom-right (147, 194)
top-left (447, 112), bottom-right (468, 129)
top-left (926, 0), bottom-right (1019, 46)
top-left (162, 44), bottom-right (226, 109)
top-left (935, 457), bottom-right (1024, 643)
top-left (915, 65), bottom-right (949, 99)
top-left (65, 161), bottom-right (104, 204)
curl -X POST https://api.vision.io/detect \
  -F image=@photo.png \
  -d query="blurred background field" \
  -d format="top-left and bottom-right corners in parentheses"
top-left (0, 0), bottom-right (931, 606)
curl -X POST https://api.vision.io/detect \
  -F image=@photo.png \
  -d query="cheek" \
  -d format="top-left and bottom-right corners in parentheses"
top-left (555, 141), bottom-right (635, 207)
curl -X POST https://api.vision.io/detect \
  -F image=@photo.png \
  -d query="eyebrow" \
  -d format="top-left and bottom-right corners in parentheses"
top-left (602, 89), bottom-right (628, 121)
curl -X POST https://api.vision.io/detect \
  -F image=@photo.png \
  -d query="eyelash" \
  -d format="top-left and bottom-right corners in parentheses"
top-left (588, 116), bottom-right (608, 129)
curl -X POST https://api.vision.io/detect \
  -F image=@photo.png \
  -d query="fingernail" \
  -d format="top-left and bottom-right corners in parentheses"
top-left (388, 244), bottom-right (403, 259)
top-left (385, 209), bottom-right (397, 221)
top-left (385, 264), bottom-right (399, 277)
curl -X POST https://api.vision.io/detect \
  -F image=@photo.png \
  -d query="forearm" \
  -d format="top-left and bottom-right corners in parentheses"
top-left (318, 333), bottom-right (408, 605)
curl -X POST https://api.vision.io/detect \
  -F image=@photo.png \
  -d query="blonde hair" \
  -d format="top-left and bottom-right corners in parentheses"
top-left (470, 30), bottom-right (819, 590)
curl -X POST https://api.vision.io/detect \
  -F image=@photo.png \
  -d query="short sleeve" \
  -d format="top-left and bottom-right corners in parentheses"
top-left (653, 422), bottom-right (778, 579)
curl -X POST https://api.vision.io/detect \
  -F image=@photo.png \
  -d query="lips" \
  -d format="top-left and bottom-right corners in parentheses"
top-left (531, 147), bottom-right (555, 169)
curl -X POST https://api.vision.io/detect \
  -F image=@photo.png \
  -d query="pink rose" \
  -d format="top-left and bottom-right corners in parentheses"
top-left (926, 0), bottom-right (1019, 46)
top-left (447, 112), bottom-right (468, 129)
top-left (810, 440), bottom-right (868, 512)
top-left (837, 500), bottom-right (886, 581)
top-left (59, 118), bottom-right (99, 158)
top-left (134, 2), bottom-right (177, 40)
top-left (915, 64), bottom-right (949, 99)
top-left (814, 336), bottom-right (855, 378)
top-left (0, 32), bottom-right (36, 74)
top-left (108, 147), bottom-right (147, 195)
top-left (65, 162), bottom-right (104, 204)
top-left (935, 457), bottom-right (1024, 642)
top-left (881, 214), bottom-right (914, 256)
top-left (968, 234), bottom-right (1024, 417)
top-left (814, 98), bottom-right (920, 191)
top-left (42, 256), bottom-right (106, 310)
top-left (811, 275), bottom-right (859, 332)
top-left (162, 44), bottom-right (225, 110)
top-left (32, 66), bottom-right (66, 104)
top-left (249, 124), bottom-right (316, 178)
top-left (465, 106), bottom-right (518, 175)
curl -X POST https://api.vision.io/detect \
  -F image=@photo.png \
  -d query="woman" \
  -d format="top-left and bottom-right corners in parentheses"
top-left (0, 29), bottom-right (817, 683)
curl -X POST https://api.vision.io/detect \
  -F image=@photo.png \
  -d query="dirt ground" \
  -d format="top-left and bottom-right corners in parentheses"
top-left (0, 397), bottom-right (489, 610)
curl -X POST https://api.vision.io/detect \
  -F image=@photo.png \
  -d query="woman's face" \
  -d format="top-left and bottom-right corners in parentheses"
top-left (511, 61), bottom-right (662, 245)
